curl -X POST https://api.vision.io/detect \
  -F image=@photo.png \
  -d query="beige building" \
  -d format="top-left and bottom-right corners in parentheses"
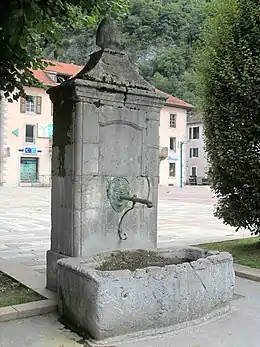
top-left (157, 90), bottom-right (193, 187)
top-left (0, 62), bottom-right (192, 187)
top-left (0, 62), bottom-right (82, 187)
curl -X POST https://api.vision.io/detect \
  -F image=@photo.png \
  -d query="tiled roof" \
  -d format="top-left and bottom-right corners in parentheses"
top-left (31, 61), bottom-right (194, 110)
top-left (31, 61), bottom-right (83, 86)
top-left (155, 89), bottom-right (193, 109)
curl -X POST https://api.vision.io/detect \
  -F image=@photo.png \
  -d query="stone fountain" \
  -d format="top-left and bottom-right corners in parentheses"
top-left (46, 17), bottom-right (235, 345)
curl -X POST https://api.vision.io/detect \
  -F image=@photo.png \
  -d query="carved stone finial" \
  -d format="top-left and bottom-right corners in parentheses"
top-left (96, 17), bottom-right (121, 50)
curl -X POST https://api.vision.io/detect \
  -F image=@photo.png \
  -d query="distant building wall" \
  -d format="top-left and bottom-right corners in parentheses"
top-left (159, 106), bottom-right (188, 187)
top-left (4, 86), bottom-right (52, 186)
top-left (186, 114), bottom-right (208, 181)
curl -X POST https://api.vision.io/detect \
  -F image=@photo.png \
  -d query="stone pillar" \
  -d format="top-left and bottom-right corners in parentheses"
top-left (46, 18), bottom-right (166, 291)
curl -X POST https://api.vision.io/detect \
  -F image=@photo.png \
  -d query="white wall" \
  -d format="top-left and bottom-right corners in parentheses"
top-left (186, 122), bottom-right (208, 179)
top-left (159, 105), bottom-right (187, 187)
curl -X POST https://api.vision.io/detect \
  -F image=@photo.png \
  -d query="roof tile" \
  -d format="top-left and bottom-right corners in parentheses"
top-left (31, 60), bottom-right (83, 86)
top-left (155, 89), bottom-right (193, 109)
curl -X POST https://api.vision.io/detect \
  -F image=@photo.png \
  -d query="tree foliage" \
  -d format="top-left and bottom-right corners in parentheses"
top-left (196, 0), bottom-right (260, 234)
top-left (42, 0), bottom-right (212, 105)
top-left (120, 0), bottom-right (212, 105)
top-left (0, 0), bottom-right (128, 101)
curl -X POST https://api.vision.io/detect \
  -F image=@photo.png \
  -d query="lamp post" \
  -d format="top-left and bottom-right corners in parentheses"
top-left (179, 140), bottom-right (190, 188)
top-left (179, 141), bottom-right (184, 188)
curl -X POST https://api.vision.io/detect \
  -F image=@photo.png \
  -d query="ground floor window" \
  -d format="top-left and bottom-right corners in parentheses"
top-left (169, 162), bottom-right (176, 177)
top-left (189, 147), bottom-right (199, 158)
top-left (20, 157), bottom-right (39, 182)
top-left (191, 166), bottom-right (197, 177)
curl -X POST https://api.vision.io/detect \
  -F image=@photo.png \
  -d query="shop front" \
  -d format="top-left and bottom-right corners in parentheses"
top-left (20, 157), bottom-right (39, 183)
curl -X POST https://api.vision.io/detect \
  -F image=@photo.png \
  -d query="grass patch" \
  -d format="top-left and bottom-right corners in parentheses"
top-left (0, 271), bottom-right (44, 308)
top-left (196, 237), bottom-right (260, 269)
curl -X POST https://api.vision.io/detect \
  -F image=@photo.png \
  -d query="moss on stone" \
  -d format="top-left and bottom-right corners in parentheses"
top-left (96, 249), bottom-right (190, 272)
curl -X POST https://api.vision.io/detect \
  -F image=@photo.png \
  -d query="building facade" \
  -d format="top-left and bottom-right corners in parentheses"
top-left (186, 113), bottom-right (208, 183)
top-left (158, 91), bottom-right (193, 187)
top-left (0, 62), bottom-right (193, 187)
top-left (0, 62), bottom-right (82, 187)
top-left (2, 86), bottom-right (53, 186)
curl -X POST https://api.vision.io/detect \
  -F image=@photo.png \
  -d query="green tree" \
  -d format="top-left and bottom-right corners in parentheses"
top-left (42, 0), bottom-right (211, 104)
top-left (120, 0), bottom-right (211, 102)
top-left (0, 0), bottom-right (128, 101)
top-left (196, 0), bottom-right (260, 234)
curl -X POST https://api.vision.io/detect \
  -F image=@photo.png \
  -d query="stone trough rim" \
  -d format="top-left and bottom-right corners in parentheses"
top-left (57, 246), bottom-right (233, 277)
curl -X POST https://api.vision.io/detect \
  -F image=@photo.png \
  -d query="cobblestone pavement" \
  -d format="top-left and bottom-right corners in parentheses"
top-left (0, 186), bottom-right (249, 275)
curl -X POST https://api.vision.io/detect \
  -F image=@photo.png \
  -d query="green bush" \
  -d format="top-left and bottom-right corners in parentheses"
top-left (196, 0), bottom-right (260, 234)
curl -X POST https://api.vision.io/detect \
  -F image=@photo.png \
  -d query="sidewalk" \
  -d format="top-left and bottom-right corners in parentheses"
top-left (1, 277), bottom-right (260, 347)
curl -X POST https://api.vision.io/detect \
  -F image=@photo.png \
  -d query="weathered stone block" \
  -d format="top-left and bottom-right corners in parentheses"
top-left (46, 18), bottom-right (167, 292)
top-left (57, 247), bottom-right (235, 342)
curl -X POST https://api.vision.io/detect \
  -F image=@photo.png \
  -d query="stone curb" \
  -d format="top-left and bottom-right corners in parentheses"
top-left (0, 299), bottom-right (57, 322)
top-left (0, 260), bottom-right (57, 322)
top-left (234, 263), bottom-right (260, 282)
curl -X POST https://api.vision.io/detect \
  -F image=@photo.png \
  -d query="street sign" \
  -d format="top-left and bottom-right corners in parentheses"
top-left (37, 123), bottom-right (53, 138)
top-left (47, 124), bottom-right (53, 138)
top-left (168, 150), bottom-right (178, 161)
top-left (23, 147), bottom-right (37, 155)
top-left (12, 128), bottom-right (19, 136)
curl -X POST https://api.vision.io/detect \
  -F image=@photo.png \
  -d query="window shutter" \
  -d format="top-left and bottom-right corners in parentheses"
top-left (189, 127), bottom-right (192, 140)
top-left (20, 98), bottom-right (26, 113)
top-left (36, 96), bottom-right (42, 114)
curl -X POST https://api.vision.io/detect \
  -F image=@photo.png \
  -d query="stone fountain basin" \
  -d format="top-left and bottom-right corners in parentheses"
top-left (57, 247), bottom-right (235, 343)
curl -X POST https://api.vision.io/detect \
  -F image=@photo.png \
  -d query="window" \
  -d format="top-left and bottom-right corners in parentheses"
top-left (169, 114), bottom-right (176, 128)
top-left (193, 127), bottom-right (200, 139)
top-left (169, 137), bottom-right (176, 151)
top-left (189, 148), bottom-right (199, 158)
top-left (25, 125), bottom-right (35, 143)
top-left (57, 74), bottom-right (70, 83)
top-left (189, 126), bottom-right (200, 140)
top-left (20, 96), bottom-right (42, 114)
top-left (169, 163), bottom-right (176, 177)
top-left (26, 96), bottom-right (36, 113)
top-left (191, 166), bottom-right (197, 177)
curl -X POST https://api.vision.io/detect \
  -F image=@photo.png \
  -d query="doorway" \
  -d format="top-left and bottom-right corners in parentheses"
top-left (20, 157), bottom-right (39, 182)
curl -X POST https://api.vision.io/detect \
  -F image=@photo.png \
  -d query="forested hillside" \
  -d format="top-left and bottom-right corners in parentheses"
top-left (42, 0), bottom-right (212, 105)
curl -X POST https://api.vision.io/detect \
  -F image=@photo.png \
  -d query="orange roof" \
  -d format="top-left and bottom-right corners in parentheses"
top-left (155, 89), bottom-right (193, 109)
top-left (31, 61), bottom-right (83, 86)
top-left (31, 61), bottom-right (193, 109)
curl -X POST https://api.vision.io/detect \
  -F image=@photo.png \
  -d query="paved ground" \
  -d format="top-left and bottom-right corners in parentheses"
top-left (1, 277), bottom-right (260, 347)
top-left (0, 186), bottom-right (249, 275)
top-left (0, 186), bottom-right (258, 347)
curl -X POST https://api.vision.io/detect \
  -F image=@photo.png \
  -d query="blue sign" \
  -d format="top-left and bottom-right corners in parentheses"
top-left (24, 147), bottom-right (37, 155)
top-left (168, 157), bottom-right (178, 161)
top-left (47, 124), bottom-right (53, 138)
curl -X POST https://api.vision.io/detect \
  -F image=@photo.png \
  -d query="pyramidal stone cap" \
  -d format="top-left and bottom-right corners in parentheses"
top-left (75, 17), bottom-right (155, 91)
